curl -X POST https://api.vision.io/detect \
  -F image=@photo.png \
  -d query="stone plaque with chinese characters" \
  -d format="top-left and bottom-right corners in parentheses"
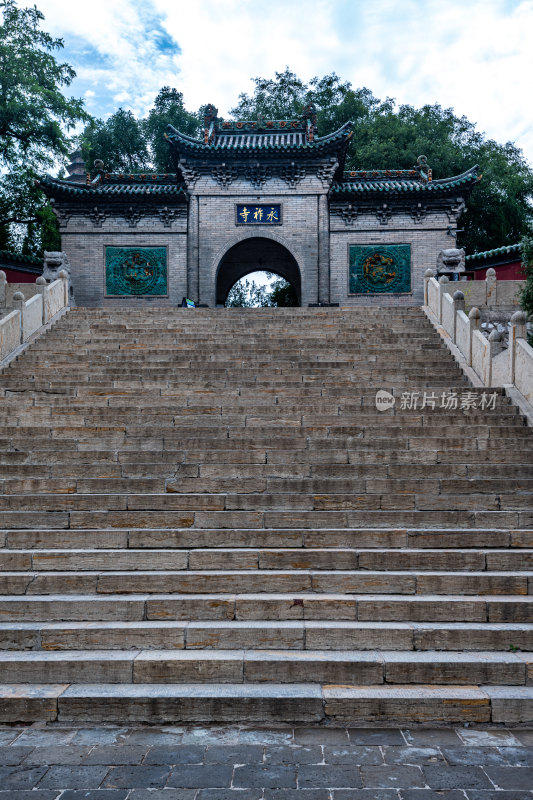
top-left (105, 247), bottom-right (168, 297)
top-left (349, 244), bottom-right (411, 294)
top-left (236, 204), bottom-right (282, 225)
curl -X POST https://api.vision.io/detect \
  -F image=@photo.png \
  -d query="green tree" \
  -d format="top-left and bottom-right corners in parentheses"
top-left (225, 278), bottom-right (272, 307)
top-left (81, 109), bottom-right (148, 174)
top-left (0, 0), bottom-right (88, 255)
top-left (143, 87), bottom-right (200, 172)
top-left (269, 277), bottom-right (298, 307)
top-left (230, 69), bottom-right (533, 254)
top-left (519, 235), bottom-right (533, 341)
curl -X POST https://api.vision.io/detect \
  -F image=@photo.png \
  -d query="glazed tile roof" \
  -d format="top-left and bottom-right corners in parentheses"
top-left (330, 166), bottom-right (480, 196)
top-left (466, 243), bottom-right (521, 261)
top-left (38, 173), bottom-right (187, 200)
top-left (166, 121), bottom-right (353, 156)
top-left (0, 249), bottom-right (41, 266)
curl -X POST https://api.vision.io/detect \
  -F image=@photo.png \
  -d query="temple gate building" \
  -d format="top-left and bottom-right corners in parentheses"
top-left (39, 105), bottom-right (479, 307)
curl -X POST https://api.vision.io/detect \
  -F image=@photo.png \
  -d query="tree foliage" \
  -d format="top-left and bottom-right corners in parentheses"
top-left (519, 236), bottom-right (533, 332)
top-left (225, 273), bottom-right (298, 307)
top-left (143, 87), bottom-right (200, 172)
top-left (231, 68), bottom-right (533, 254)
top-left (0, 0), bottom-right (88, 255)
top-left (81, 109), bottom-right (148, 174)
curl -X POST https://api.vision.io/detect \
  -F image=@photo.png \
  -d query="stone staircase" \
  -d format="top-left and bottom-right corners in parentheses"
top-left (1, 306), bottom-right (533, 725)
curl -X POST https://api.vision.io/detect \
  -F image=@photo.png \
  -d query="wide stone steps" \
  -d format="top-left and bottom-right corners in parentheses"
top-left (3, 617), bottom-right (533, 649)
top-left (3, 527), bottom-right (532, 548)
top-left (3, 547), bottom-right (533, 570)
top-left (0, 649), bottom-right (530, 685)
top-left (2, 570), bottom-right (532, 596)
top-left (1, 306), bottom-right (532, 724)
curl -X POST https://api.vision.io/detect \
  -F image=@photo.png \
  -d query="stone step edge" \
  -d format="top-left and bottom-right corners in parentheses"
top-left (0, 649), bottom-right (530, 687)
top-left (0, 682), bottom-right (531, 724)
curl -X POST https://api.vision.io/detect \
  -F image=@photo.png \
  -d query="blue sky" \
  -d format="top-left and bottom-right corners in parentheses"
top-left (34, 0), bottom-right (533, 165)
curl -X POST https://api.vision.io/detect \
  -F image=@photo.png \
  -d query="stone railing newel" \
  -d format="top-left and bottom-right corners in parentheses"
top-left (509, 310), bottom-right (528, 383)
top-left (467, 306), bottom-right (481, 367)
top-left (0, 270), bottom-right (6, 308)
top-left (424, 269), bottom-right (435, 307)
top-left (438, 275), bottom-right (449, 322)
top-left (12, 291), bottom-right (25, 344)
top-left (452, 290), bottom-right (465, 343)
top-left (36, 276), bottom-right (47, 323)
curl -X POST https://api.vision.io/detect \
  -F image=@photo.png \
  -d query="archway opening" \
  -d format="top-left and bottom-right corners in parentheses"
top-left (226, 271), bottom-right (299, 307)
top-left (216, 237), bottom-right (301, 307)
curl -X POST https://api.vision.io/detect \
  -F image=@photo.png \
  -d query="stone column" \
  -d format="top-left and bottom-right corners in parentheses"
top-left (467, 306), bottom-right (481, 366)
top-left (12, 291), bottom-right (25, 345)
top-left (317, 193), bottom-right (330, 305)
top-left (452, 290), bottom-right (465, 344)
top-left (0, 270), bottom-right (6, 309)
top-left (59, 269), bottom-right (70, 307)
top-left (509, 310), bottom-right (528, 384)
top-left (423, 269), bottom-right (434, 307)
top-left (438, 275), bottom-right (449, 322)
top-left (36, 276), bottom-right (47, 324)
top-left (486, 267), bottom-right (497, 307)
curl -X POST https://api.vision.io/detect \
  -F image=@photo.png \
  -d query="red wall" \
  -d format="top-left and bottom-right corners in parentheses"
top-left (2, 268), bottom-right (39, 283)
top-left (474, 260), bottom-right (525, 280)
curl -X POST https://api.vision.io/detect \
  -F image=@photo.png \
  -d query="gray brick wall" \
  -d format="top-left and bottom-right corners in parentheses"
top-left (55, 175), bottom-right (463, 308)
top-left (60, 212), bottom-right (188, 307)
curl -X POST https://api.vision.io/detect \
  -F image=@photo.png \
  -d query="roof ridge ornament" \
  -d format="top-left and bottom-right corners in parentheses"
top-left (204, 103), bottom-right (218, 144)
top-left (414, 155), bottom-right (431, 183)
top-left (302, 102), bottom-right (318, 142)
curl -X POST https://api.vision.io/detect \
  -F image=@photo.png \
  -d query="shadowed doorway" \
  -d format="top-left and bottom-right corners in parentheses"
top-left (216, 238), bottom-right (301, 306)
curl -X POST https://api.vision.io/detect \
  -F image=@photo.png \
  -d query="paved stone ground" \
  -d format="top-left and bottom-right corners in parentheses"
top-left (2, 724), bottom-right (533, 798)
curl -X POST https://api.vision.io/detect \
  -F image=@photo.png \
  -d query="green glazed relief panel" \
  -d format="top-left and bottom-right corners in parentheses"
top-left (105, 246), bottom-right (168, 296)
top-left (349, 244), bottom-right (411, 294)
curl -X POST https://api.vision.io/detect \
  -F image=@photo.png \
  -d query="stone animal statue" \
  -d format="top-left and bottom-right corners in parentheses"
top-left (43, 251), bottom-right (71, 283)
top-left (436, 248), bottom-right (465, 274)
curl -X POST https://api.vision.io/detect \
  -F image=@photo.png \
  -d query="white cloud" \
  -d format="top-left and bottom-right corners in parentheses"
top-left (35, 0), bottom-right (533, 164)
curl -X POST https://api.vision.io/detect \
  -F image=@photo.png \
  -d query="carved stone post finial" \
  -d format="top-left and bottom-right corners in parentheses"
top-left (467, 306), bottom-right (481, 367)
top-left (423, 269), bottom-right (434, 307)
top-left (509, 310), bottom-right (528, 383)
top-left (0, 270), bottom-right (6, 308)
top-left (438, 274), bottom-right (449, 322)
top-left (58, 269), bottom-right (70, 307)
top-left (12, 291), bottom-right (25, 345)
top-left (36, 276), bottom-right (46, 324)
top-left (452, 290), bottom-right (465, 343)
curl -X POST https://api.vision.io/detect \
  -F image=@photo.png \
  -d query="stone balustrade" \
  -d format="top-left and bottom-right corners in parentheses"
top-left (0, 270), bottom-right (70, 362)
top-left (424, 268), bottom-right (533, 405)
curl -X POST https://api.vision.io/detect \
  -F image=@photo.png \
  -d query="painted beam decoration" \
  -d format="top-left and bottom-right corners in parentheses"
top-left (105, 247), bottom-right (168, 297)
top-left (236, 204), bottom-right (282, 225)
top-left (349, 244), bottom-right (411, 294)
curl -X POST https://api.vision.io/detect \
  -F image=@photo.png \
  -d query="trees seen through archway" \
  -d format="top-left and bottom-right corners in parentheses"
top-left (225, 271), bottom-right (299, 307)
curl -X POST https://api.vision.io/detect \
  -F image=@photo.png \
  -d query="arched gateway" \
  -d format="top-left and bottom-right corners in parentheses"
top-left (215, 237), bottom-right (302, 306)
top-left (39, 105), bottom-right (479, 307)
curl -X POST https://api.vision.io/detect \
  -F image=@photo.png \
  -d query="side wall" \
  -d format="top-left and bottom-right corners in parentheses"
top-left (330, 209), bottom-right (452, 306)
top-left (59, 212), bottom-right (188, 307)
